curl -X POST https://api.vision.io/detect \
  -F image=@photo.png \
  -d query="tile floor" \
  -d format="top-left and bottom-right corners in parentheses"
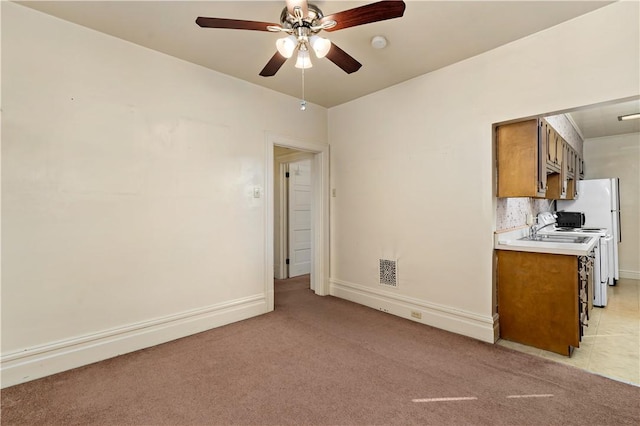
top-left (498, 278), bottom-right (640, 386)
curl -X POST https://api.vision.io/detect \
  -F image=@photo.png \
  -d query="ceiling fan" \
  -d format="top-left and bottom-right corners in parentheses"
top-left (196, 0), bottom-right (406, 77)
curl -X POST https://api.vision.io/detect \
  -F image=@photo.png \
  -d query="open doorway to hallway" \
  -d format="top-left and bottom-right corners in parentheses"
top-left (273, 274), bottom-right (312, 309)
top-left (274, 147), bottom-right (314, 289)
top-left (264, 133), bottom-right (329, 312)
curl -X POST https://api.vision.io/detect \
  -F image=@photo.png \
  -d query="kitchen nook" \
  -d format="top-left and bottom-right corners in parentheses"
top-left (493, 114), bottom-right (626, 359)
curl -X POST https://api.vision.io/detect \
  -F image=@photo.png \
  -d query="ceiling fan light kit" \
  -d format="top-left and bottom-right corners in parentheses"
top-left (195, 0), bottom-right (406, 110)
top-left (295, 49), bottom-right (312, 69)
top-left (276, 35), bottom-right (298, 58)
top-left (309, 35), bottom-right (331, 58)
top-left (196, 0), bottom-right (406, 76)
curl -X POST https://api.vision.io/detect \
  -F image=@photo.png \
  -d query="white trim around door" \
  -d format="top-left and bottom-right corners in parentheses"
top-left (264, 133), bottom-right (330, 311)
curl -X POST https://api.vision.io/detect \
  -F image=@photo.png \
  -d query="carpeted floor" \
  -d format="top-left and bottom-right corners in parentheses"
top-left (1, 275), bottom-right (639, 425)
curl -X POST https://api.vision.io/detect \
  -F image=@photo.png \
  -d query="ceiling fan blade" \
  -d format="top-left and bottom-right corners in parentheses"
top-left (196, 17), bottom-right (277, 31)
top-left (325, 43), bottom-right (362, 74)
top-left (259, 52), bottom-right (288, 77)
top-left (286, 0), bottom-right (309, 18)
top-left (321, 0), bottom-right (406, 32)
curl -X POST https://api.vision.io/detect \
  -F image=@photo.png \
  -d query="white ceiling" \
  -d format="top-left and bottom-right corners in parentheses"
top-left (15, 0), bottom-right (640, 138)
top-left (568, 99), bottom-right (640, 139)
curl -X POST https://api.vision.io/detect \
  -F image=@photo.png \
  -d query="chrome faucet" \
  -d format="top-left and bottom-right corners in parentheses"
top-left (530, 220), bottom-right (556, 239)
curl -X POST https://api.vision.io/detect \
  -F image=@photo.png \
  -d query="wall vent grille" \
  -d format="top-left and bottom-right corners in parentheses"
top-left (379, 259), bottom-right (398, 287)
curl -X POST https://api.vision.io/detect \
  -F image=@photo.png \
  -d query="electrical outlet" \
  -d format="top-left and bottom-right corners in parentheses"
top-left (525, 213), bottom-right (534, 226)
top-left (411, 311), bottom-right (422, 319)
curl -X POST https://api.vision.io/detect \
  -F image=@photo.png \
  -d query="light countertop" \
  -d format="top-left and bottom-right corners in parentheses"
top-left (494, 227), bottom-right (598, 256)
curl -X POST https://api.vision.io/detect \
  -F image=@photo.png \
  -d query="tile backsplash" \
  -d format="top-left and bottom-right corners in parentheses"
top-left (496, 197), bottom-right (554, 231)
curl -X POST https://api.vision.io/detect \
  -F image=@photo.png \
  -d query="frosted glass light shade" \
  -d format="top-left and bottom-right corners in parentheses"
top-left (276, 35), bottom-right (297, 58)
top-left (295, 50), bottom-right (312, 69)
top-left (309, 35), bottom-right (331, 58)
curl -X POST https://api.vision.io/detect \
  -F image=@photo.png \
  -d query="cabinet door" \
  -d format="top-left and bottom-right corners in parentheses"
top-left (556, 134), bottom-right (564, 169)
top-left (546, 172), bottom-right (563, 199)
top-left (566, 179), bottom-right (575, 200)
top-left (537, 120), bottom-right (547, 195)
top-left (565, 144), bottom-right (573, 178)
top-left (546, 124), bottom-right (556, 167)
top-left (573, 152), bottom-right (580, 198)
top-left (497, 250), bottom-right (580, 356)
top-left (496, 119), bottom-right (545, 198)
top-left (560, 140), bottom-right (567, 198)
top-left (545, 124), bottom-right (558, 172)
top-left (568, 146), bottom-right (577, 199)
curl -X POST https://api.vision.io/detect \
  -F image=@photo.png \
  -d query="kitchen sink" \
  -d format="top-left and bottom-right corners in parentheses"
top-left (518, 235), bottom-right (592, 244)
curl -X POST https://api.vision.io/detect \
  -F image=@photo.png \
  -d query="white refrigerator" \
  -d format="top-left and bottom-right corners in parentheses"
top-left (557, 178), bottom-right (621, 284)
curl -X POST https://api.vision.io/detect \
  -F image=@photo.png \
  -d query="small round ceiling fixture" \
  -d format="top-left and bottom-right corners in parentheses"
top-left (371, 35), bottom-right (388, 49)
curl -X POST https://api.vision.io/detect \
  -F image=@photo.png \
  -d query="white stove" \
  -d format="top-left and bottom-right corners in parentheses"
top-left (553, 227), bottom-right (608, 234)
top-left (536, 212), bottom-right (612, 307)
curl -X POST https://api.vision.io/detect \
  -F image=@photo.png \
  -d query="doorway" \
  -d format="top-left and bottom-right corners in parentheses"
top-left (274, 149), bottom-right (313, 280)
top-left (264, 133), bottom-right (329, 312)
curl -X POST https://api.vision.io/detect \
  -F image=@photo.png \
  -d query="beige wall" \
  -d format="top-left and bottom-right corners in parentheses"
top-left (584, 133), bottom-right (640, 278)
top-left (328, 1), bottom-right (639, 341)
top-left (3, 0), bottom-right (639, 387)
top-left (1, 3), bottom-right (327, 386)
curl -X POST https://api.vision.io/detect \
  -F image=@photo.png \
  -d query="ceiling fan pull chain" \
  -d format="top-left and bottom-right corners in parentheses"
top-left (300, 67), bottom-right (307, 111)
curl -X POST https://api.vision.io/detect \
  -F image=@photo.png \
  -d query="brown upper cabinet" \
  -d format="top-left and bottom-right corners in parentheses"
top-left (566, 144), bottom-right (574, 178)
top-left (547, 138), bottom-right (568, 200)
top-left (545, 123), bottom-right (562, 173)
top-left (496, 118), bottom-right (547, 198)
top-left (565, 144), bottom-right (578, 200)
top-left (497, 118), bottom-right (583, 199)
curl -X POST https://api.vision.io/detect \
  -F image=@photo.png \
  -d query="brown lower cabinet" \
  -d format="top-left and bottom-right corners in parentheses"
top-left (497, 250), bottom-right (591, 356)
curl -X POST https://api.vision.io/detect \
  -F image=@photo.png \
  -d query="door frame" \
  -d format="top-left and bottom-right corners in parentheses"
top-left (275, 152), bottom-right (314, 280)
top-left (265, 133), bottom-right (330, 311)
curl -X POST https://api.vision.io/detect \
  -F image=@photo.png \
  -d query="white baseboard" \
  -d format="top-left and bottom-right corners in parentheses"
top-left (619, 270), bottom-right (640, 280)
top-left (1, 294), bottom-right (267, 389)
top-left (329, 279), bottom-right (498, 344)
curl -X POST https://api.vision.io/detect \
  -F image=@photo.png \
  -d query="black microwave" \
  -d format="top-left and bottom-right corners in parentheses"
top-left (555, 211), bottom-right (585, 228)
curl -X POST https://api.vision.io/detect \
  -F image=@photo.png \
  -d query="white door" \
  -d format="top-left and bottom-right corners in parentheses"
top-left (288, 159), bottom-right (312, 277)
